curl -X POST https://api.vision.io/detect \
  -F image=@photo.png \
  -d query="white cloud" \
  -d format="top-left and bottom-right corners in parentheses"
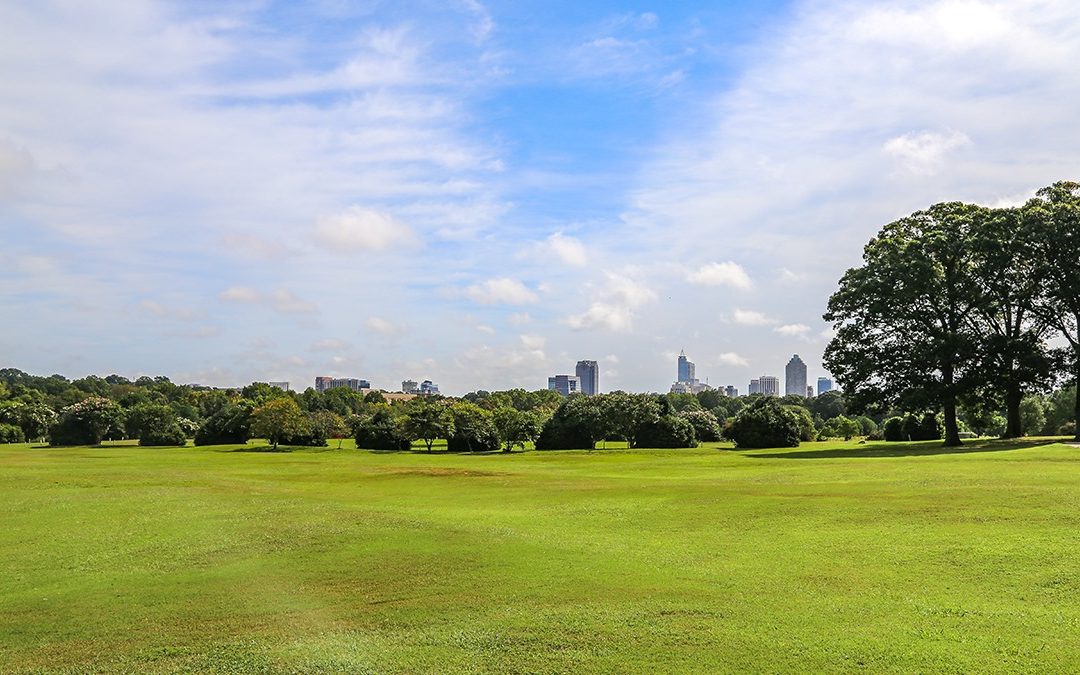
top-left (463, 278), bottom-right (539, 305)
top-left (687, 261), bottom-right (752, 289)
top-left (775, 323), bottom-right (812, 337)
top-left (220, 287), bottom-right (316, 314)
top-left (716, 352), bottom-right (749, 367)
top-left (310, 339), bottom-right (349, 352)
top-left (566, 272), bottom-right (657, 332)
top-left (545, 231), bottom-right (588, 267)
top-left (508, 312), bottom-right (532, 326)
top-left (882, 130), bottom-right (971, 175)
top-left (519, 334), bottom-right (546, 350)
top-left (366, 316), bottom-right (408, 338)
top-left (732, 309), bottom-right (775, 326)
top-left (219, 286), bottom-right (261, 304)
top-left (312, 206), bottom-right (418, 253)
top-left (476, 324), bottom-right (496, 334)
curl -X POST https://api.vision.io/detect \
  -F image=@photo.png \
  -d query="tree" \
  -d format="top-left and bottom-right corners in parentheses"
top-left (351, 408), bottom-right (409, 451)
top-left (1019, 396), bottom-right (1048, 437)
top-left (126, 402), bottom-right (186, 446)
top-left (535, 395), bottom-right (603, 450)
top-left (49, 397), bottom-right (125, 446)
top-left (807, 390), bottom-right (846, 422)
top-left (194, 402), bottom-right (253, 446)
top-left (492, 407), bottom-right (541, 453)
top-left (309, 411), bottom-right (347, 447)
top-left (250, 398), bottom-right (306, 450)
top-left (636, 415), bottom-right (697, 448)
top-left (820, 415), bottom-right (860, 441)
top-left (783, 405), bottom-right (817, 442)
top-left (402, 399), bottom-right (454, 453)
top-left (447, 402), bottom-right (500, 453)
top-left (825, 202), bottom-right (985, 446)
top-left (967, 206), bottom-right (1055, 437)
top-left (727, 397), bottom-right (801, 449)
top-left (679, 409), bottom-right (722, 442)
top-left (601, 392), bottom-right (661, 448)
top-left (1024, 182), bottom-right (1080, 441)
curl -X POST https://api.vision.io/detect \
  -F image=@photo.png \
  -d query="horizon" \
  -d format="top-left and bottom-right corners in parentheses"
top-left (4, 1), bottom-right (1080, 394)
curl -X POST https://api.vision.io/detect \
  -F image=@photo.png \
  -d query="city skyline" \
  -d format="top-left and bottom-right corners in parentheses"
top-left (5, 2), bottom-right (1075, 394)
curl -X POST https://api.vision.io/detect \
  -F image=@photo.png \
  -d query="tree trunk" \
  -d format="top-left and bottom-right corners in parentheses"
top-left (1074, 355), bottom-right (1080, 442)
top-left (1003, 382), bottom-right (1023, 439)
top-left (943, 396), bottom-right (962, 447)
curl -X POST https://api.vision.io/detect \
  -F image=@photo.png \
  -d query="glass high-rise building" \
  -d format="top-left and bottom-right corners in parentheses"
top-left (785, 355), bottom-right (807, 396)
top-left (677, 350), bottom-right (696, 383)
top-left (575, 360), bottom-right (599, 395)
top-left (817, 377), bottom-right (834, 395)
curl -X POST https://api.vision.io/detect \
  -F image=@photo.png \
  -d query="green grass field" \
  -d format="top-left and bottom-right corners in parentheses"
top-left (2, 437), bottom-right (1079, 673)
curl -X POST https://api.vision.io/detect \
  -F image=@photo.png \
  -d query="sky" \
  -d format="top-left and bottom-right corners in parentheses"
top-left (3, 0), bottom-right (1080, 395)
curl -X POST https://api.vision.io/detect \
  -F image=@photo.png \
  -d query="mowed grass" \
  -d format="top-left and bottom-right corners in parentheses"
top-left (2, 438), bottom-right (1080, 673)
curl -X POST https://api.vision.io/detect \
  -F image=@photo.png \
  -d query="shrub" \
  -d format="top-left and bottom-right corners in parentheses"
top-left (50, 397), bottom-right (125, 446)
top-left (636, 415), bottom-right (698, 448)
top-left (0, 423), bottom-right (25, 443)
top-left (882, 416), bottom-right (904, 441)
top-left (727, 397), bottom-right (801, 449)
top-left (352, 409), bottom-right (409, 451)
top-left (784, 405), bottom-right (817, 442)
top-left (679, 409), bottom-right (722, 442)
top-left (536, 397), bottom-right (601, 450)
top-left (855, 416), bottom-right (878, 436)
top-left (820, 415), bottom-right (861, 440)
top-left (1060, 421), bottom-right (1077, 437)
top-left (140, 425), bottom-right (187, 446)
top-left (194, 402), bottom-right (253, 446)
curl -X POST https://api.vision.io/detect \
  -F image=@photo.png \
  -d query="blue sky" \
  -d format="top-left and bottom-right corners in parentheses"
top-left (3, 0), bottom-right (1080, 394)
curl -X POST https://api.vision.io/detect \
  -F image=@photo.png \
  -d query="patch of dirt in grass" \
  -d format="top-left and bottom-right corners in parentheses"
top-left (374, 467), bottom-right (506, 478)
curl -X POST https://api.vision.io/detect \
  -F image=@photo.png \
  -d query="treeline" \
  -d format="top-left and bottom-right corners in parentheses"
top-left (1, 366), bottom-right (1074, 450)
top-left (825, 181), bottom-right (1080, 446)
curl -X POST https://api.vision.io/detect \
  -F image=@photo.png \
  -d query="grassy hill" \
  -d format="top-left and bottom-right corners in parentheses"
top-left (2, 438), bottom-right (1079, 673)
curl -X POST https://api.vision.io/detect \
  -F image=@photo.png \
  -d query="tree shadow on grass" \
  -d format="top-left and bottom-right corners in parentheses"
top-left (750, 437), bottom-right (1070, 460)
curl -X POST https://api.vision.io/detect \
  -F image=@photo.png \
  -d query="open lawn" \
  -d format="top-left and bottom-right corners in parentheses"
top-left (2, 437), bottom-right (1079, 673)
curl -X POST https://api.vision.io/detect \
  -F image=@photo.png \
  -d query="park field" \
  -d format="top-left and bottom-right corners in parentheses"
top-left (2, 438), bottom-right (1080, 673)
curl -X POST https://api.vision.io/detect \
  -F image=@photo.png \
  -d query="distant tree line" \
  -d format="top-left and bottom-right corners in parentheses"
top-left (825, 181), bottom-right (1080, 446)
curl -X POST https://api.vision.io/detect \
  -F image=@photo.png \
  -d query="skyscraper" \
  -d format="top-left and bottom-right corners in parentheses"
top-left (749, 378), bottom-right (761, 395)
top-left (677, 350), bottom-right (696, 383)
top-left (817, 377), bottom-right (834, 395)
top-left (547, 375), bottom-right (581, 397)
top-left (760, 376), bottom-right (780, 396)
top-left (785, 354), bottom-right (807, 396)
top-left (575, 360), bottom-right (599, 396)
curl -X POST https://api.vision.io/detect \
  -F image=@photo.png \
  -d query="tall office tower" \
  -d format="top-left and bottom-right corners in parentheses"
top-left (724, 386), bottom-right (738, 397)
top-left (420, 380), bottom-right (440, 395)
top-left (785, 354), bottom-right (808, 396)
top-left (677, 350), bottom-right (696, 383)
top-left (575, 360), bottom-right (599, 395)
top-left (807, 385), bottom-right (814, 398)
top-left (548, 374), bottom-right (581, 397)
top-left (817, 377), bottom-right (834, 395)
top-left (760, 376), bottom-right (781, 396)
top-left (749, 379), bottom-right (761, 395)
top-left (401, 380), bottom-right (418, 394)
top-left (315, 376), bottom-right (334, 393)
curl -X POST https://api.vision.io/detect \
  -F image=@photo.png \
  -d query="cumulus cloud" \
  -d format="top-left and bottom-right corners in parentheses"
top-left (365, 316), bottom-right (408, 338)
top-left (566, 272), bottom-right (657, 332)
top-left (463, 278), bottom-right (539, 305)
top-left (686, 261), bottom-right (752, 289)
top-left (544, 232), bottom-right (588, 267)
top-left (312, 206), bottom-right (419, 253)
top-left (715, 352), bottom-right (749, 367)
top-left (882, 130), bottom-right (971, 175)
top-left (775, 323), bottom-right (812, 338)
top-left (732, 309), bottom-right (775, 326)
top-left (310, 339), bottom-right (349, 352)
top-left (219, 286), bottom-right (317, 314)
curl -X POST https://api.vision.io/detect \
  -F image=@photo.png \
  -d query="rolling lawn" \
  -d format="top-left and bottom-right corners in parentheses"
top-left (2, 438), bottom-right (1079, 672)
